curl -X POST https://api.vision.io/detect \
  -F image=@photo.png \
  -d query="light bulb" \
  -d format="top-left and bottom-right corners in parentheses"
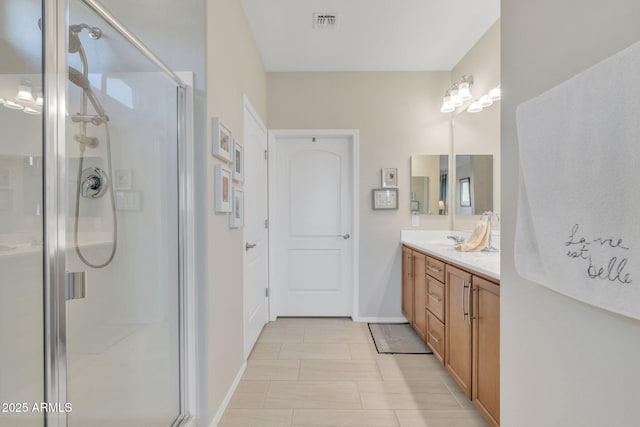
top-left (34, 87), bottom-right (44, 106)
top-left (15, 82), bottom-right (35, 103)
top-left (4, 100), bottom-right (24, 110)
top-left (467, 101), bottom-right (483, 113)
top-left (440, 100), bottom-right (454, 113)
top-left (479, 95), bottom-right (493, 108)
top-left (488, 85), bottom-right (501, 101)
top-left (450, 87), bottom-right (463, 107)
top-left (458, 82), bottom-right (472, 101)
top-left (23, 107), bottom-right (42, 115)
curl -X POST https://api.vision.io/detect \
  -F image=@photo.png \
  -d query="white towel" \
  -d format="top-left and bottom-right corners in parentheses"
top-left (515, 40), bottom-right (640, 320)
top-left (456, 220), bottom-right (490, 252)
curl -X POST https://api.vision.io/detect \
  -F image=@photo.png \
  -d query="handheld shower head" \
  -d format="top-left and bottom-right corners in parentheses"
top-left (69, 67), bottom-right (107, 118)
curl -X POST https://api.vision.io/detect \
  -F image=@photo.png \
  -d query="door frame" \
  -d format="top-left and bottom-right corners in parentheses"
top-left (242, 95), bottom-right (269, 359)
top-left (267, 129), bottom-right (360, 321)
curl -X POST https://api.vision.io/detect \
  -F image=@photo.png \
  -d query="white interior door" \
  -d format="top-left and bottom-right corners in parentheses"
top-left (243, 99), bottom-right (269, 358)
top-left (271, 132), bottom-right (355, 317)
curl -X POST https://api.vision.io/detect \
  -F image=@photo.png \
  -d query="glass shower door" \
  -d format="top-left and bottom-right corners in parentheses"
top-left (0, 1), bottom-right (45, 426)
top-left (63, 1), bottom-right (182, 425)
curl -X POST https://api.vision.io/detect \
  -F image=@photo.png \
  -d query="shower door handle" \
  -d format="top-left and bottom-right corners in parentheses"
top-left (66, 271), bottom-right (87, 301)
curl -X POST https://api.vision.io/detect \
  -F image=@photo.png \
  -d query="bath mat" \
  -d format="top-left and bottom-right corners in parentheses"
top-left (368, 323), bottom-right (433, 354)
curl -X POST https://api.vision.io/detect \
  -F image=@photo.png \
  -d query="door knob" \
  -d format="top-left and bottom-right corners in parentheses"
top-left (245, 243), bottom-right (257, 251)
top-left (341, 234), bottom-right (350, 240)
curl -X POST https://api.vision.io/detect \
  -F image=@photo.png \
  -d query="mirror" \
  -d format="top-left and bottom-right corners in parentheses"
top-left (455, 154), bottom-right (493, 215)
top-left (410, 155), bottom-right (448, 215)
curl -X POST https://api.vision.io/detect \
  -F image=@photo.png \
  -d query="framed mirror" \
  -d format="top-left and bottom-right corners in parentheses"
top-left (410, 155), bottom-right (448, 215)
top-left (455, 154), bottom-right (493, 215)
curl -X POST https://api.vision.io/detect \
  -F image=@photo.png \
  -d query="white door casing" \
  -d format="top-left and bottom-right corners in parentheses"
top-left (243, 97), bottom-right (269, 359)
top-left (269, 130), bottom-right (359, 318)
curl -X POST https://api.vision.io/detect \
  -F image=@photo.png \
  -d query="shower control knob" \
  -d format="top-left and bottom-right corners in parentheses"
top-left (80, 167), bottom-right (109, 199)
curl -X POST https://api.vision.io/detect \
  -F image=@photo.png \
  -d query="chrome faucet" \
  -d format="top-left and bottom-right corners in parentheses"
top-left (481, 211), bottom-right (500, 252)
top-left (447, 235), bottom-right (465, 244)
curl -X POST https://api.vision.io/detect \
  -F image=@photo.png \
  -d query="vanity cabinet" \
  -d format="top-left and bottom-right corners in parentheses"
top-left (445, 264), bottom-right (500, 427)
top-left (400, 244), bottom-right (500, 427)
top-left (401, 246), bottom-right (414, 323)
top-left (402, 247), bottom-right (427, 340)
top-left (445, 265), bottom-right (473, 397)
top-left (473, 276), bottom-right (500, 427)
top-left (412, 252), bottom-right (426, 340)
top-left (425, 256), bottom-right (446, 363)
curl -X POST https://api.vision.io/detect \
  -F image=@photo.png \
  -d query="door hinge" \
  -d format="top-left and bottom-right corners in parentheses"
top-left (265, 288), bottom-right (270, 297)
top-left (264, 149), bottom-right (269, 160)
top-left (265, 219), bottom-right (269, 229)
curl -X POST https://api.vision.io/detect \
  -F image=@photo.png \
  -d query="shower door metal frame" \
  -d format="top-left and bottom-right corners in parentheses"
top-left (43, 1), bottom-right (196, 426)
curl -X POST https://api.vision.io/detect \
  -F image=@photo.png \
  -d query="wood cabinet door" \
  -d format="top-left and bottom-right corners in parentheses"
top-left (445, 264), bottom-right (473, 397)
top-left (473, 276), bottom-right (500, 427)
top-left (412, 251), bottom-right (426, 339)
top-left (401, 246), bottom-right (414, 323)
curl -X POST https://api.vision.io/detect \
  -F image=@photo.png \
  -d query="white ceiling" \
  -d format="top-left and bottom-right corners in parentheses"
top-left (240, 0), bottom-right (500, 72)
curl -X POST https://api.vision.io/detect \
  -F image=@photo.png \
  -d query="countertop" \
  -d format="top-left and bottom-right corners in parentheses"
top-left (400, 230), bottom-right (500, 281)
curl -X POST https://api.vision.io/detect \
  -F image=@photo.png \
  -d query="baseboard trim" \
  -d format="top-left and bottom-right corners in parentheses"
top-left (208, 360), bottom-right (247, 427)
top-left (352, 316), bottom-right (408, 323)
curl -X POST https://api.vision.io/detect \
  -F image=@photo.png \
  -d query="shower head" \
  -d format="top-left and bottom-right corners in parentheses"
top-left (69, 66), bottom-right (91, 90)
top-left (69, 24), bottom-right (102, 53)
top-left (69, 67), bottom-right (107, 118)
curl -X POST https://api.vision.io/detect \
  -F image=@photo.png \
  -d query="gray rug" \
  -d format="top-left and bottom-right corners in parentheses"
top-left (368, 323), bottom-right (433, 354)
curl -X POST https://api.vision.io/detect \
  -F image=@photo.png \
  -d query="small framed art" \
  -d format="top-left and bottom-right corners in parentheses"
top-left (233, 140), bottom-right (244, 182)
top-left (229, 188), bottom-right (244, 228)
top-left (381, 167), bottom-right (398, 188)
top-left (211, 117), bottom-right (233, 162)
top-left (372, 188), bottom-right (398, 210)
top-left (214, 164), bottom-right (232, 212)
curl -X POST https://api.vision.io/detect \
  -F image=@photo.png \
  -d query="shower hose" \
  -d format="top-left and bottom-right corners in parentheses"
top-left (73, 122), bottom-right (118, 269)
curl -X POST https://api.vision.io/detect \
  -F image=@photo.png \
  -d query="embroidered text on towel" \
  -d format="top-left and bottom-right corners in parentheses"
top-left (565, 224), bottom-right (632, 285)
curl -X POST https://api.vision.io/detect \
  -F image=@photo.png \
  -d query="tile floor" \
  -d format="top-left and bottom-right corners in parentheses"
top-left (219, 318), bottom-right (489, 427)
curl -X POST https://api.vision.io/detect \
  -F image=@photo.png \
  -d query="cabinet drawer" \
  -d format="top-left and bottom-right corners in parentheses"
top-left (426, 277), bottom-right (445, 322)
top-left (426, 310), bottom-right (445, 364)
top-left (426, 256), bottom-right (445, 282)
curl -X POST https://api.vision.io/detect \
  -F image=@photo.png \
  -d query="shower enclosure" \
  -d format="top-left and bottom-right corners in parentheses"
top-left (0, 1), bottom-right (193, 426)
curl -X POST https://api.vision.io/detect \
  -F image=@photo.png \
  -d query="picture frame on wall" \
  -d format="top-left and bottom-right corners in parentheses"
top-left (233, 140), bottom-right (244, 182)
top-left (211, 117), bottom-right (233, 162)
top-left (381, 167), bottom-right (398, 188)
top-left (229, 188), bottom-right (244, 228)
top-left (372, 188), bottom-right (398, 210)
top-left (214, 165), bottom-right (232, 212)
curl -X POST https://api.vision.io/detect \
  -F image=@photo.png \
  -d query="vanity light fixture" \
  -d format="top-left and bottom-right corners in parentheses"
top-left (440, 75), bottom-right (474, 113)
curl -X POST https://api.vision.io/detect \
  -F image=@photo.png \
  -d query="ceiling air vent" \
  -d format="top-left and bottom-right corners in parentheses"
top-left (313, 13), bottom-right (338, 29)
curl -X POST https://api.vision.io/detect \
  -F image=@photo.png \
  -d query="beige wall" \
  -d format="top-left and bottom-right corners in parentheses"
top-left (268, 71), bottom-right (451, 318)
top-left (205, 0), bottom-right (267, 423)
top-left (451, 20), bottom-right (501, 232)
top-left (502, 2), bottom-right (640, 426)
